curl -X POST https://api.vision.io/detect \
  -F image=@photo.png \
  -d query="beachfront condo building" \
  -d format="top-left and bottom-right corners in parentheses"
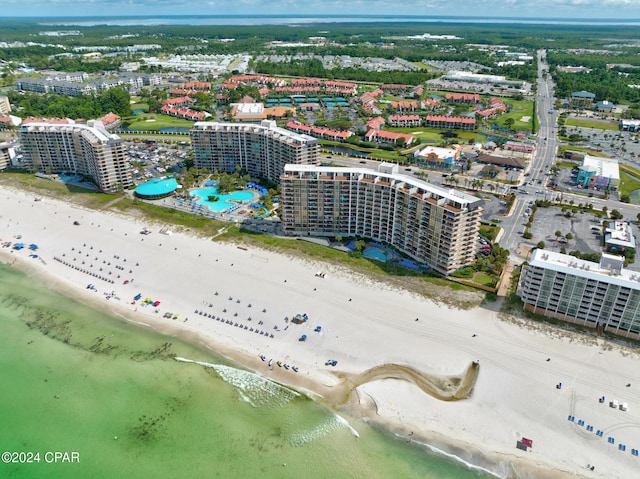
top-left (190, 120), bottom-right (319, 184)
top-left (518, 248), bottom-right (640, 339)
top-left (280, 163), bottom-right (484, 275)
top-left (19, 120), bottom-right (132, 193)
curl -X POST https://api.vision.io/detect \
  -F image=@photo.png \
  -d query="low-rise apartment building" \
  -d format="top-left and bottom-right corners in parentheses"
top-left (280, 163), bottom-right (483, 275)
top-left (518, 249), bottom-right (640, 338)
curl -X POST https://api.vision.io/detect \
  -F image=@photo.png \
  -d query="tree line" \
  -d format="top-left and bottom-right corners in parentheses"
top-left (6, 88), bottom-right (132, 119)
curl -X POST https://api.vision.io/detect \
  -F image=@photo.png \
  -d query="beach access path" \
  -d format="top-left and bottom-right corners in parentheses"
top-left (0, 184), bottom-right (638, 479)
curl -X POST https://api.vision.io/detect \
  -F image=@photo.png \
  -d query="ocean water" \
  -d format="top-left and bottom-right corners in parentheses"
top-left (39, 15), bottom-right (640, 27)
top-left (0, 264), bottom-right (493, 479)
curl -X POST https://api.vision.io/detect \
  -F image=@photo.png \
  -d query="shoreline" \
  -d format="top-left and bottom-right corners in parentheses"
top-left (1, 184), bottom-right (636, 478)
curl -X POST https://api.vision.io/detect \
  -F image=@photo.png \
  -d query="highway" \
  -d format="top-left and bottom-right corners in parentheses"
top-left (500, 49), bottom-right (640, 260)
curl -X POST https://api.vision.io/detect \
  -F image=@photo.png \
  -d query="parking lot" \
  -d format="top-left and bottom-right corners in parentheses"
top-left (524, 205), bottom-right (640, 271)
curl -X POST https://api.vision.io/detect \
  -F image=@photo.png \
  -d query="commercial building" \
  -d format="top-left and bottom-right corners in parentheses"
top-left (576, 155), bottom-right (619, 191)
top-left (190, 120), bottom-right (319, 184)
top-left (413, 145), bottom-right (461, 171)
top-left (570, 90), bottom-right (596, 108)
top-left (604, 221), bottom-right (636, 255)
top-left (280, 163), bottom-right (483, 275)
top-left (19, 120), bottom-right (132, 193)
top-left (518, 249), bottom-right (640, 338)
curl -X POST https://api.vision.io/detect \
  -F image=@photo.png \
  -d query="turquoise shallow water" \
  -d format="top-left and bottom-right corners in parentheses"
top-left (190, 187), bottom-right (254, 212)
top-left (0, 263), bottom-right (493, 479)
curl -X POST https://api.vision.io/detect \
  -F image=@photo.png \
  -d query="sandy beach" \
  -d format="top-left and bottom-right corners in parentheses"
top-left (1, 184), bottom-right (639, 479)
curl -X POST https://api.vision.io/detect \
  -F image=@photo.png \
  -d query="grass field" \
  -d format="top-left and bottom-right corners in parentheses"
top-left (618, 164), bottom-right (640, 197)
top-left (499, 98), bottom-right (535, 132)
top-left (558, 145), bottom-right (608, 157)
top-left (125, 114), bottom-right (195, 131)
top-left (565, 118), bottom-right (620, 131)
top-left (555, 161), bottom-right (580, 169)
top-left (473, 272), bottom-right (496, 287)
top-left (385, 127), bottom-right (481, 144)
top-left (130, 102), bottom-right (149, 112)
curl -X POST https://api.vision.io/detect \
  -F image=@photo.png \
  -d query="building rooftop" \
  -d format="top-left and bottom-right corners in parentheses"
top-left (283, 163), bottom-right (483, 209)
top-left (581, 155), bottom-right (619, 180)
top-left (414, 145), bottom-right (459, 159)
top-left (605, 221), bottom-right (636, 249)
top-left (529, 248), bottom-right (640, 290)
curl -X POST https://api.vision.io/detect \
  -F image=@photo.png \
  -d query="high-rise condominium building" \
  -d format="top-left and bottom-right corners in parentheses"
top-left (518, 248), bottom-right (640, 339)
top-left (19, 120), bottom-right (132, 193)
top-left (280, 164), bottom-right (483, 275)
top-left (190, 120), bottom-right (318, 184)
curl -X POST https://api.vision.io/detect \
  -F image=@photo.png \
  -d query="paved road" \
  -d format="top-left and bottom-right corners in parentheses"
top-left (497, 50), bottom-right (640, 262)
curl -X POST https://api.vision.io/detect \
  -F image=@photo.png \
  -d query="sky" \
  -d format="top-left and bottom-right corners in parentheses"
top-left (2, 0), bottom-right (640, 19)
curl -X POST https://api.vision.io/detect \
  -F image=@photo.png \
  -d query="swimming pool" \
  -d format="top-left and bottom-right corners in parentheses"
top-left (363, 247), bottom-right (393, 262)
top-left (190, 187), bottom-right (254, 212)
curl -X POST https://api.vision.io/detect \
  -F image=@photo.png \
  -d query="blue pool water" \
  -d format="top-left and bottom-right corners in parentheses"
top-left (363, 247), bottom-right (393, 262)
top-left (190, 187), bottom-right (254, 212)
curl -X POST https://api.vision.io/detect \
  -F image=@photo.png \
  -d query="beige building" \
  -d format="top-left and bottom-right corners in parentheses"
top-left (0, 95), bottom-right (10, 115)
top-left (19, 120), bottom-right (132, 193)
top-left (190, 120), bottom-right (318, 184)
top-left (280, 163), bottom-right (483, 275)
top-left (0, 141), bottom-right (17, 170)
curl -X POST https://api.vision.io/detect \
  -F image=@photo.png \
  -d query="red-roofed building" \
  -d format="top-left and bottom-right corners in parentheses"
top-left (425, 115), bottom-right (476, 130)
top-left (178, 81), bottom-right (211, 91)
top-left (286, 120), bottom-right (352, 142)
top-left (227, 75), bottom-right (286, 87)
top-left (388, 115), bottom-right (421, 128)
top-left (160, 105), bottom-right (207, 121)
top-left (445, 93), bottom-right (480, 104)
top-left (162, 96), bottom-right (193, 107)
top-left (390, 100), bottom-right (419, 112)
top-left (381, 84), bottom-right (407, 94)
top-left (169, 88), bottom-right (209, 97)
top-left (365, 117), bottom-right (385, 130)
top-left (22, 117), bottom-right (74, 125)
top-left (291, 78), bottom-right (322, 87)
top-left (0, 115), bottom-right (13, 127)
top-left (422, 98), bottom-right (442, 110)
top-left (359, 89), bottom-right (384, 114)
top-left (97, 112), bottom-right (121, 129)
top-left (504, 142), bottom-right (535, 153)
top-left (365, 129), bottom-right (415, 146)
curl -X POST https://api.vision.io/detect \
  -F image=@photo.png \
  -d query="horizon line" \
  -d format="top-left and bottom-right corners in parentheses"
top-left (0, 14), bottom-right (635, 21)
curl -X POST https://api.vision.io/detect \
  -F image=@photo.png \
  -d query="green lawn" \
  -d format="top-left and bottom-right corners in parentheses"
top-left (558, 145), bottom-right (609, 157)
top-left (565, 118), bottom-right (620, 131)
top-left (555, 161), bottom-right (580, 168)
top-left (618, 169), bottom-right (640, 196)
top-left (130, 103), bottom-right (149, 112)
top-left (473, 273), bottom-right (497, 287)
top-left (125, 114), bottom-right (195, 131)
top-left (385, 127), bottom-right (481, 144)
top-left (498, 98), bottom-right (535, 132)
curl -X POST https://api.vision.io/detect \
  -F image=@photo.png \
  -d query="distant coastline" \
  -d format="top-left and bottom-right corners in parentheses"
top-left (1, 15), bottom-right (637, 27)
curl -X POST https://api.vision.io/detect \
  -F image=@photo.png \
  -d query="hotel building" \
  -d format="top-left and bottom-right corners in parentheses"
top-left (280, 163), bottom-right (483, 275)
top-left (190, 120), bottom-right (319, 184)
top-left (19, 120), bottom-right (132, 193)
top-left (518, 249), bottom-right (640, 338)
